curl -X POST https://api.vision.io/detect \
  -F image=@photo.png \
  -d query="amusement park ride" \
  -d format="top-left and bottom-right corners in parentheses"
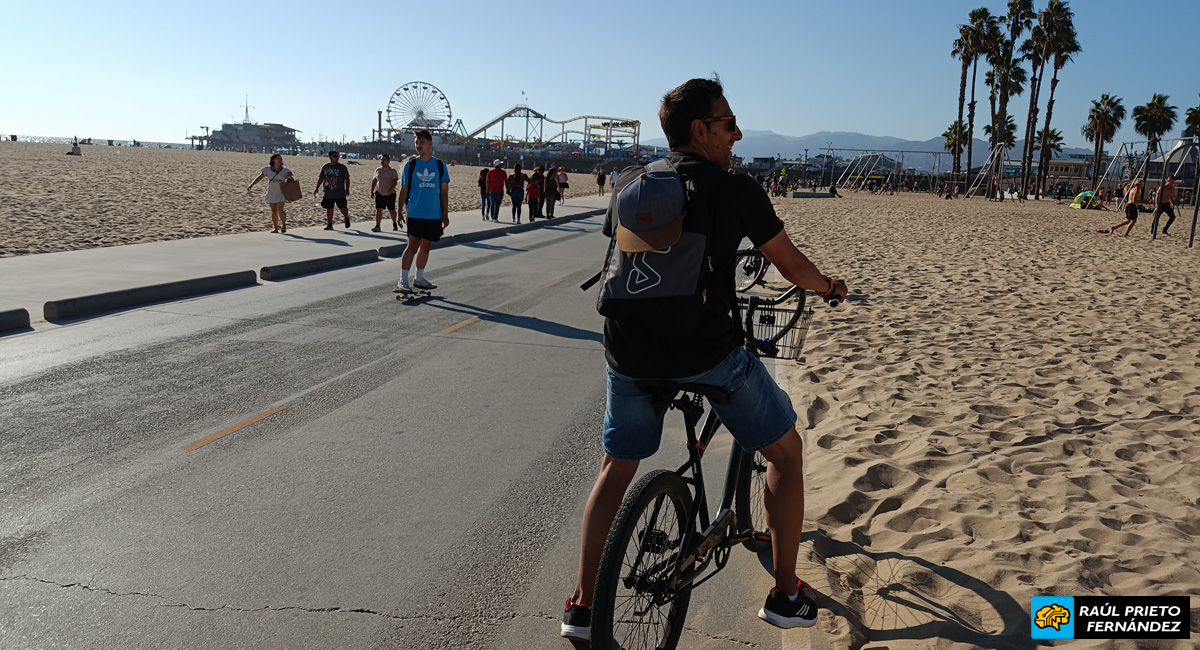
top-left (377, 81), bottom-right (640, 154)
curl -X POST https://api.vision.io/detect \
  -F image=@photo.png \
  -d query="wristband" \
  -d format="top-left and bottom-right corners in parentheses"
top-left (818, 276), bottom-right (835, 298)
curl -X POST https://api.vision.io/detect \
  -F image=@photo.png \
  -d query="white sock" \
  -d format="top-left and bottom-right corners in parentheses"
top-left (401, 270), bottom-right (410, 287)
top-left (415, 268), bottom-right (425, 282)
top-left (788, 586), bottom-right (802, 602)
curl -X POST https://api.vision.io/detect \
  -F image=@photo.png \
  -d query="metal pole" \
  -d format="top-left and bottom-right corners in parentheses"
top-left (1190, 144), bottom-right (1200, 249)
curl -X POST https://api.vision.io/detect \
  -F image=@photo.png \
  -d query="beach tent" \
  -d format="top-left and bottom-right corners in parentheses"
top-left (1068, 190), bottom-right (1096, 209)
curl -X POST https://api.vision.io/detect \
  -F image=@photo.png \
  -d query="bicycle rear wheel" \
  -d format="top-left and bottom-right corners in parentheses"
top-left (733, 249), bottom-right (767, 292)
top-left (735, 448), bottom-right (771, 553)
top-left (592, 469), bottom-right (695, 650)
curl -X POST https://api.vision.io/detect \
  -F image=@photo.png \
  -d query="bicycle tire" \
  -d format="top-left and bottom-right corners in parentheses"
top-left (764, 295), bottom-right (806, 347)
top-left (733, 249), bottom-right (768, 292)
top-left (592, 469), bottom-right (695, 650)
top-left (734, 448), bottom-right (771, 553)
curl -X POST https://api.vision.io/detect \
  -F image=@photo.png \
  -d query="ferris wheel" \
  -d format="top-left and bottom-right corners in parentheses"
top-left (386, 81), bottom-right (452, 132)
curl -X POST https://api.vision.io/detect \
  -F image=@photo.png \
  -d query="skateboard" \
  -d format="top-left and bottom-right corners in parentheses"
top-left (393, 288), bottom-right (433, 301)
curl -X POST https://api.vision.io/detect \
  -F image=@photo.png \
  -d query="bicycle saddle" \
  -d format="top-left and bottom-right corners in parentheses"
top-left (635, 380), bottom-right (729, 405)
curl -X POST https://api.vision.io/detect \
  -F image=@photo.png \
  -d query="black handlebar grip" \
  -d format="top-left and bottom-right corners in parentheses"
top-left (827, 297), bottom-right (840, 308)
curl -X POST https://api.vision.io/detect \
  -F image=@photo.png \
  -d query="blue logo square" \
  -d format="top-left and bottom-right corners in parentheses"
top-left (1032, 596), bottom-right (1075, 639)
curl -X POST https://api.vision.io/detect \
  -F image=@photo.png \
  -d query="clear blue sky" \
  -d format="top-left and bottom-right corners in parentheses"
top-left (5, 0), bottom-right (1197, 150)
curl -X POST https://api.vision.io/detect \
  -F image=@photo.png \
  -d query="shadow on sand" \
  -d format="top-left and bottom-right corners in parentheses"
top-left (750, 530), bottom-right (1035, 650)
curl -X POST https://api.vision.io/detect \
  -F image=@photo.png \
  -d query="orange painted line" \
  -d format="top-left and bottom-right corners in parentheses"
top-left (440, 317), bottom-right (479, 335)
top-left (183, 406), bottom-right (285, 452)
top-left (541, 279), bottom-right (563, 289)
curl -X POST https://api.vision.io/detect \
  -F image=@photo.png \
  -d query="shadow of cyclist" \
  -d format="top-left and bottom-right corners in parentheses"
top-left (429, 299), bottom-right (603, 344)
top-left (752, 530), bottom-right (1032, 649)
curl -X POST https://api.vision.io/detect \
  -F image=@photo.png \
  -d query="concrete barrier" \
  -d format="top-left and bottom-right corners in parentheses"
top-left (791, 191), bottom-right (836, 199)
top-left (378, 242), bottom-right (407, 258)
top-left (260, 250), bottom-right (379, 281)
top-left (44, 271), bottom-right (259, 322)
top-left (0, 308), bottom-right (31, 333)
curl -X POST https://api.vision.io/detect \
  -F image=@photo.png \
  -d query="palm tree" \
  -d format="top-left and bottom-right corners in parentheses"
top-left (952, 26), bottom-right (973, 178)
top-left (1019, 26), bottom-right (1047, 196)
top-left (1081, 94), bottom-right (1125, 189)
top-left (1033, 127), bottom-right (1064, 158)
top-left (1132, 93), bottom-right (1178, 187)
top-left (944, 120), bottom-right (968, 191)
top-left (984, 113), bottom-right (1018, 152)
top-left (1185, 94), bottom-right (1200, 137)
top-left (994, 0), bottom-right (1036, 152)
top-left (1035, 2), bottom-right (1080, 197)
top-left (944, 120), bottom-right (968, 161)
top-left (964, 8), bottom-right (1000, 174)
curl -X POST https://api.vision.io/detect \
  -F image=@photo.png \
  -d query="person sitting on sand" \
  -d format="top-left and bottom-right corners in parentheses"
top-left (1098, 179), bottom-right (1146, 237)
top-left (828, 181), bottom-right (841, 198)
top-left (66, 141), bottom-right (82, 156)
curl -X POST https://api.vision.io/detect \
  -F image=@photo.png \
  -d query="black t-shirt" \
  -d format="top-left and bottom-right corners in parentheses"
top-left (320, 163), bottom-right (350, 198)
top-left (601, 152), bottom-right (785, 378)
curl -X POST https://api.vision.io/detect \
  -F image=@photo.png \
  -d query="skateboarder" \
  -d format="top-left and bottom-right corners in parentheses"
top-left (395, 129), bottom-right (450, 293)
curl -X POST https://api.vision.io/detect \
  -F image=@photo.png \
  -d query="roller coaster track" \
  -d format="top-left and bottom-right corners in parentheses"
top-left (462, 105), bottom-right (639, 144)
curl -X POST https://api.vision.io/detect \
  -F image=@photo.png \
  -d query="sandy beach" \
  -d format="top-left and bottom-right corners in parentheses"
top-left (4, 140), bottom-right (1198, 646)
top-left (772, 191), bottom-right (1199, 648)
top-left (0, 142), bottom-right (605, 258)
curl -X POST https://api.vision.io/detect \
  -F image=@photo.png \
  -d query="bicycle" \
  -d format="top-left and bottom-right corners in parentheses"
top-left (732, 247), bottom-right (770, 292)
top-left (590, 285), bottom-right (828, 649)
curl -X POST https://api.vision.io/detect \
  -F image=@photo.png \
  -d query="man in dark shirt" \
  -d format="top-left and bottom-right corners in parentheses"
top-left (561, 77), bottom-right (848, 642)
top-left (313, 150), bottom-right (352, 230)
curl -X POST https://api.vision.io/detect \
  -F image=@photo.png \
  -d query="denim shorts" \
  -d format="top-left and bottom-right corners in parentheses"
top-left (603, 347), bottom-right (798, 460)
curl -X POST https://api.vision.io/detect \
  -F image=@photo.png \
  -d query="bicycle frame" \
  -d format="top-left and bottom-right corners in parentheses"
top-left (653, 394), bottom-right (758, 599)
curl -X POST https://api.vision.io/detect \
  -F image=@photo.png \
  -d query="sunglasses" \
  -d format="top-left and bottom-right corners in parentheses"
top-left (700, 115), bottom-right (737, 131)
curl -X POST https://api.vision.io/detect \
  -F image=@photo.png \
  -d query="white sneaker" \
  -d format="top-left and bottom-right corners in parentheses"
top-left (395, 282), bottom-right (411, 293)
top-left (412, 278), bottom-right (436, 290)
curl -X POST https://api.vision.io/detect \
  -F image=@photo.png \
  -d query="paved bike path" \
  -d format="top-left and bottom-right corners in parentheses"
top-left (0, 196), bottom-right (609, 329)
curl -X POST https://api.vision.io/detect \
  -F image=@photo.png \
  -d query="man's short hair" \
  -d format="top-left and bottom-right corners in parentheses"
top-left (414, 129), bottom-right (433, 143)
top-left (328, 150), bottom-right (339, 156)
top-left (659, 77), bottom-right (724, 149)
top-left (381, 154), bottom-right (390, 160)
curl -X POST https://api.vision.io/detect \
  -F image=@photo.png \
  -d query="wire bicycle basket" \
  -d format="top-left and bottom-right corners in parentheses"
top-left (737, 288), bottom-right (812, 360)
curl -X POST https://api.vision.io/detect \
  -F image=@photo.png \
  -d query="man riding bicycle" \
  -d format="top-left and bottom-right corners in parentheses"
top-left (563, 77), bottom-right (849, 641)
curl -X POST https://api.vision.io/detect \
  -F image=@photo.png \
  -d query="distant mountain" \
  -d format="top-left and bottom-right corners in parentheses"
top-left (642, 129), bottom-right (1093, 170)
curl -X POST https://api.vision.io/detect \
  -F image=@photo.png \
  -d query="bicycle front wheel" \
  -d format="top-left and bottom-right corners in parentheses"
top-left (592, 469), bottom-right (695, 650)
top-left (733, 249), bottom-right (767, 292)
top-left (734, 448), bottom-right (771, 553)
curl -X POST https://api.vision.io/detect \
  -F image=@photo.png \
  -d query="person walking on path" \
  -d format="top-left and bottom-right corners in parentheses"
top-left (477, 168), bottom-right (489, 220)
top-left (560, 77), bottom-right (848, 642)
top-left (595, 167), bottom-right (607, 196)
top-left (395, 129), bottom-right (451, 292)
top-left (507, 163), bottom-right (528, 223)
top-left (370, 154), bottom-right (400, 232)
top-left (314, 150), bottom-right (351, 230)
top-left (543, 169), bottom-right (560, 218)
top-left (1099, 179), bottom-right (1147, 236)
top-left (526, 167), bottom-right (543, 221)
top-left (247, 153), bottom-right (292, 233)
top-left (556, 167), bottom-right (569, 205)
top-left (609, 168), bottom-right (619, 189)
top-left (486, 159), bottom-right (507, 222)
top-left (1155, 177), bottom-right (1180, 236)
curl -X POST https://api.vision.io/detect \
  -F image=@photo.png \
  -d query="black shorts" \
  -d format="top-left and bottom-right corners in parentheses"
top-left (406, 217), bottom-right (444, 242)
top-left (321, 195), bottom-right (348, 210)
top-left (1125, 203), bottom-right (1139, 221)
top-left (559, 182), bottom-right (569, 190)
top-left (375, 192), bottom-right (397, 211)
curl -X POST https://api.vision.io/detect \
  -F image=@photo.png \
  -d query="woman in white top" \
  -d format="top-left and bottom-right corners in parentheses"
top-left (247, 153), bottom-right (292, 233)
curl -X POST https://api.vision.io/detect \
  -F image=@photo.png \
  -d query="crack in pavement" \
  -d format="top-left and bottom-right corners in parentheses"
top-left (5, 575), bottom-right (763, 645)
top-left (1, 574), bottom-right (560, 625)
